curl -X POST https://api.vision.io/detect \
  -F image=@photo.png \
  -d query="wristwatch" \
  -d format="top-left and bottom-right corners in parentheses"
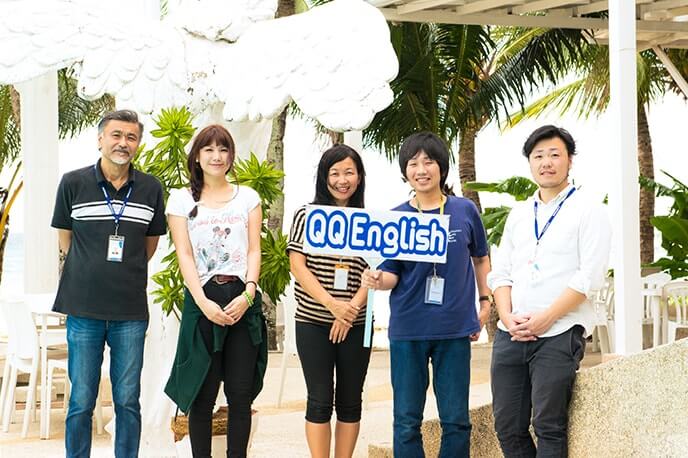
top-left (478, 295), bottom-right (493, 304)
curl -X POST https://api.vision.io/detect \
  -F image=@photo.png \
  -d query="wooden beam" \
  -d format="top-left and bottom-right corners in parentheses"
top-left (512, 0), bottom-right (590, 15)
top-left (643, 4), bottom-right (688, 18)
top-left (397, 0), bottom-right (464, 15)
top-left (454, 0), bottom-right (524, 15)
top-left (381, 7), bottom-right (607, 27)
top-left (641, 0), bottom-right (688, 13)
top-left (653, 45), bottom-right (688, 96)
top-left (380, 7), bottom-right (688, 35)
top-left (576, 0), bottom-right (608, 14)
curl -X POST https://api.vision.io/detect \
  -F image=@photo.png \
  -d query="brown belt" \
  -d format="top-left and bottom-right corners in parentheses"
top-left (211, 274), bottom-right (239, 285)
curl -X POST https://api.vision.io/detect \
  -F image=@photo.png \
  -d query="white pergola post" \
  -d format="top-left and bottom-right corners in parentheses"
top-left (17, 72), bottom-right (59, 294)
top-left (608, 1), bottom-right (642, 355)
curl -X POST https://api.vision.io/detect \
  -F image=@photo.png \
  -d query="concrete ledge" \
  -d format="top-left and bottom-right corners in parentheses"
top-left (369, 339), bottom-right (688, 457)
top-left (568, 338), bottom-right (688, 456)
top-left (368, 403), bottom-right (500, 458)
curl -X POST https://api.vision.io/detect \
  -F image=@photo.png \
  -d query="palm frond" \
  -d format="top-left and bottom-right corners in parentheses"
top-left (0, 85), bottom-right (20, 166)
top-left (469, 27), bottom-right (587, 125)
top-left (57, 68), bottom-right (115, 139)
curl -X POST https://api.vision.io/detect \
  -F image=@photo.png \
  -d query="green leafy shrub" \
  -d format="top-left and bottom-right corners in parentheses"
top-left (464, 176), bottom-right (538, 246)
top-left (641, 171), bottom-right (688, 278)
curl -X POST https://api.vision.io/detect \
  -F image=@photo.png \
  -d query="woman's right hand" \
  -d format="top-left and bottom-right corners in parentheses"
top-left (199, 298), bottom-right (234, 326)
top-left (327, 298), bottom-right (358, 325)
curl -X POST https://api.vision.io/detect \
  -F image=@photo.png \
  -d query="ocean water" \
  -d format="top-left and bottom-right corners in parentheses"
top-left (1, 231), bottom-right (22, 295)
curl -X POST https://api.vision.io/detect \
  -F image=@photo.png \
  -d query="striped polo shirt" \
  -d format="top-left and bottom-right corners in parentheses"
top-left (51, 159), bottom-right (166, 320)
top-left (287, 206), bottom-right (368, 326)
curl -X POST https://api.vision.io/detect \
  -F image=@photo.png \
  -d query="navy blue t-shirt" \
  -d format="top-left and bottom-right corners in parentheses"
top-left (380, 196), bottom-right (488, 340)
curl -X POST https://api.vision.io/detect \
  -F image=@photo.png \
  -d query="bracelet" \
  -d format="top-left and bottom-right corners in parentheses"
top-left (479, 295), bottom-right (492, 303)
top-left (245, 280), bottom-right (258, 289)
top-left (242, 291), bottom-right (254, 307)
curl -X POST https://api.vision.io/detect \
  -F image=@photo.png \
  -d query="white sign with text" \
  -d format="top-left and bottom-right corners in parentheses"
top-left (303, 205), bottom-right (450, 263)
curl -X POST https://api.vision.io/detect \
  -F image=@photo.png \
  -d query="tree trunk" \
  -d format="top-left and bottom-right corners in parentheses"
top-left (328, 130), bottom-right (344, 146)
top-left (262, 0), bottom-right (296, 350)
top-left (9, 86), bottom-right (20, 129)
top-left (458, 123), bottom-right (482, 212)
top-left (637, 103), bottom-right (655, 265)
top-left (458, 122), bottom-right (500, 340)
top-left (266, 109), bottom-right (286, 232)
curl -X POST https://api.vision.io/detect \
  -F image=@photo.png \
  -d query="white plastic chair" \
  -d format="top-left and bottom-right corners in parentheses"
top-left (276, 281), bottom-right (297, 408)
top-left (0, 298), bottom-right (65, 437)
top-left (663, 279), bottom-right (688, 344)
top-left (591, 277), bottom-right (615, 354)
top-left (641, 272), bottom-right (671, 347)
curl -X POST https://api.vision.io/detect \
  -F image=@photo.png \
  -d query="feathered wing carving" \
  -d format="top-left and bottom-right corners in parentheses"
top-left (0, 0), bottom-right (398, 131)
top-left (216, 0), bottom-right (398, 131)
top-left (175, 0), bottom-right (278, 41)
top-left (0, 1), bottom-right (194, 112)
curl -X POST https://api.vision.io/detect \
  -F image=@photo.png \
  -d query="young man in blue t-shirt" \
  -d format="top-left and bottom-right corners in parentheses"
top-left (363, 132), bottom-right (491, 457)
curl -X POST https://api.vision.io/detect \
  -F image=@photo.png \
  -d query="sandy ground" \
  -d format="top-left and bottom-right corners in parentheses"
top-left (0, 343), bottom-right (602, 457)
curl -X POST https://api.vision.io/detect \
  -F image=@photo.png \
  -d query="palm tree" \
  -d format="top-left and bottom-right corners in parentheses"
top-left (0, 68), bottom-right (114, 282)
top-left (508, 43), bottom-right (687, 264)
top-left (364, 23), bottom-right (586, 212)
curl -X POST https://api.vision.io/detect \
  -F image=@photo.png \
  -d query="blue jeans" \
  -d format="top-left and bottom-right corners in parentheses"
top-left (390, 338), bottom-right (471, 458)
top-left (66, 316), bottom-right (147, 458)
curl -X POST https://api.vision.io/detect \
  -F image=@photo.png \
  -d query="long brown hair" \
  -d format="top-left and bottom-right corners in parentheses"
top-left (187, 124), bottom-right (236, 218)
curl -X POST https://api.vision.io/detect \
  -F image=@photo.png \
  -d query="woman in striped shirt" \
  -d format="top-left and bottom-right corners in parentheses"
top-left (287, 144), bottom-right (371, 458)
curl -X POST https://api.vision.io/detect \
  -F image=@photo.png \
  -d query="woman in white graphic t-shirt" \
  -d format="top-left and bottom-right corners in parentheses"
top-left (164, 124), bottom-right (263, 458)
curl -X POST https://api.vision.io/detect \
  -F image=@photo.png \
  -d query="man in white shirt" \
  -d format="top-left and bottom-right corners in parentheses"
top-left (487, 125), bottom-right (611, 457)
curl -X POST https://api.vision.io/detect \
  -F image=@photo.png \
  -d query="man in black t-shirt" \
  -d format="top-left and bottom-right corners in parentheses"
top-left (51, 110), bottom-right (166, 457)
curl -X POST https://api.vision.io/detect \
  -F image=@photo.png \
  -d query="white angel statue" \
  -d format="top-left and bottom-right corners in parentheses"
top-left (0, 0), bottom-right (398, 131)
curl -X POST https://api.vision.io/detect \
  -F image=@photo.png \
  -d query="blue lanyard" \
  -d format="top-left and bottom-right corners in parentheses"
top-left (95, 165), bottom-right (132, 232)
top-left (534, 187), bottom-right (576, 245)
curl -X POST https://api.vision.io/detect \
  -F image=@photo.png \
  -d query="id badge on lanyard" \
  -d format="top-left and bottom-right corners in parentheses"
top-left (531, 186), bottom-right (576, 283)
top-left (425, 273), bottom-right (445, 305)
top-left (333, 262), bottom-right (349, 290)
top-left (98, 170), bottom-right (132, 263)
top-left (415, 195), bottom-right (447, 305)
top-left (527, 246), bottom-right (542, 284)
top-left (107, 234), bottom-right (125, 262)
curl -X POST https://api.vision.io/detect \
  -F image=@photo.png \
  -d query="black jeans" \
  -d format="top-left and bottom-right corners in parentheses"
top-left (188, 281), bottom-right (259, 458)
top-left (490, 325), bottom-right (586, 458)
top-left (295, 321), bottom-right (372, 423)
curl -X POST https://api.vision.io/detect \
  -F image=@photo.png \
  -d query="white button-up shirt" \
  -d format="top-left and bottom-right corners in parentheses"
top-left (487, 184), bottom-right (612, 337)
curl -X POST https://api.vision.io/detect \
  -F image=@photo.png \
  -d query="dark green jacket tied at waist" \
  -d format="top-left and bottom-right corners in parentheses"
top-left (165, 288), bottom-right (268, 414)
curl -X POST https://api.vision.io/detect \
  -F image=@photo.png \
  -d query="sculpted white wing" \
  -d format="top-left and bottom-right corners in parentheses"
top-left (216, 0), bottom-right (399, 131)
top-left (0, 0), bottom-right (191, 113)
top-left (175, 0), bottom-right (277, 42)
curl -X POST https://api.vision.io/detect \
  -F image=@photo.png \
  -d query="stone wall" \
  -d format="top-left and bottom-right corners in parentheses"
top-left (369, 339), bottom-right (688, 457)
top-left (368, 403), bottom-right (501, 458)
top-left (568, 338), bottom-right (688, 456)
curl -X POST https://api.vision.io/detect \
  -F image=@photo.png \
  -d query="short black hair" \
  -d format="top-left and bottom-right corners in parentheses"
top-left (98, 110), bottom-right (144, 137)
top-left (522, 125), bottom-right (576, 158)
top-left (398, 132), bottom-right (450, 189)
top-left (312, 144), bottom-right (366, 208)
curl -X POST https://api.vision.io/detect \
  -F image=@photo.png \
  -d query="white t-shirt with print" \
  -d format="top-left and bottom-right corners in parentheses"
top-left (166, 185), bottom-right (261, 286)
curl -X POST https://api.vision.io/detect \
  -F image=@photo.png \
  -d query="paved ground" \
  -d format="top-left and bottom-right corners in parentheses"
top-left (0, 343), bottom-right (602, 457)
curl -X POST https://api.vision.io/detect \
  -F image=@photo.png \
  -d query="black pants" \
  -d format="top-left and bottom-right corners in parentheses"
top-left (295, 321), bottom-right (372, 423)
top-left (490, 326), bottom-right (586, 458)
top-left (188, 281), bottom-right (259, 458)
